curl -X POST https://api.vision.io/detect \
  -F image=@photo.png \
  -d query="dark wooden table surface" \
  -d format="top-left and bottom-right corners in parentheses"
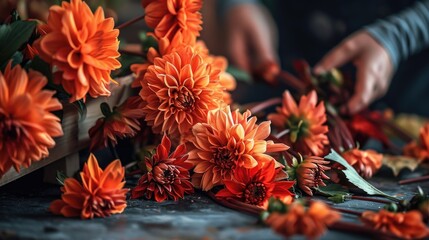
top-left (0, 166), bottom-right (428, 240)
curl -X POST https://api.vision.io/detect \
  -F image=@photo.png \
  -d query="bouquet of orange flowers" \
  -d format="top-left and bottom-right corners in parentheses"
top-left (0, 0), bottom-right (428, 239)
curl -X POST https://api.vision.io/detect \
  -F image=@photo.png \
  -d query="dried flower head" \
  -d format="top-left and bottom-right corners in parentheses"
top-left (403, 123), bottom-right (429, 161)
top-left (188, 106), bottom-right (289, 191)
top-left (88, 96), bottom-right (145, 151)
top-left (140, 46), bottom-right (225, 138)
top-left (50, 154), bottom-right (129, 219)
top-left (361, 210), bottom-right (429, 239)
top-left (268, 90), bottom-right (329, 156)
top-left (216, 160), bottom-right (294, 208)
top-left (132, 135), bottom-right (194, 202)
top-left (341, 148), bottom-right (382, 179)
top-left (265, 201), bottom-right (341, 239)
top-left (0, 63), bottom-right (63, 176)
top-left (142, 0), bottom-right (202, 44)
top-left (288, 156), bottom-right (330, 196)
top-left (34, 0), bottom-right (121, 102)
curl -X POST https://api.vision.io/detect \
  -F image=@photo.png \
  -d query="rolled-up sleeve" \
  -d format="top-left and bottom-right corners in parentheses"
top-left (365, 0), bottom-right (429, 70)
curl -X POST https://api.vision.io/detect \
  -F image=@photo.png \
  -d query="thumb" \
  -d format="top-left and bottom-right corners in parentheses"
top-left (314, 40), bottom-right (358, 75)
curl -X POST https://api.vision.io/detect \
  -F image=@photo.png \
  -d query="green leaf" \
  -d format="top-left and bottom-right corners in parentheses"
top-left (56, 171), bottom-right (67, 186)
top-left (324, 149), bottom-right (399, 201)
top-left (26, 56), bottom-right (52, 82)
top-left (73, 99), bottom-right (87, 121)
top-left (0, 20), bottom-right (37, 69)
top-left (139, 31), bottom-right (158, 53)
top-left (111, 54), bottom-right (144, 78)
top-left (227, 65), bottom-right (252, 84)
top-left (317, 184), bottom-right (350, 203)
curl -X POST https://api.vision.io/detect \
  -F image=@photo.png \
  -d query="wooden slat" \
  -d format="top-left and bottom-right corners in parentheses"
top-left (0, 76), bottom-right (134, 186)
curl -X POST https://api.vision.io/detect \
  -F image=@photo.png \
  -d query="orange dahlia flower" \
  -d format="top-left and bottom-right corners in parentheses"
top-left (189, 106), bottom-right (289, 191)
top-left (50, 154), bottom-right (129, 219)
top-left (290, 156), bottom-right (330, 196)
top-left (340, 148), bottom-right (382, 179)
top-left (403, 123), bottom-right (429, 161)
top-left (88, 96), bottom-right (145, 151)
top-left (140, 46), bottom-right (225, 138)
top-left (0, 63), bottom-right (63, 176)
top-left (361, 210), bottom-right (429, 239)
top-left (265, 201), bottom-right (341, 239)
top-left (216, 160), bottom-right (294, 207)
top-left (268, 90), bottom-right (329, 156)
top-left (34, 0), bottom-right (121, 102)
top-left (131, 135), bottom-right (194, 202)
top-left (142, 0), bottom-right (202, 44)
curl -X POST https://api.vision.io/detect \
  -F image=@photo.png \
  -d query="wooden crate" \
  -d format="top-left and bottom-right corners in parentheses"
top-left (0, 76), bottom-right (135, 186)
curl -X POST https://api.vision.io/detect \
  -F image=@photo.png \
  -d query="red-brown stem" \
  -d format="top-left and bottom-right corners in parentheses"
top-left (248, 97), bottom-right (282, 115)
top-left (277, 71), bottom-right (307, 92)
top-left (331, 208), bottom-right (362, 216)
top-left (119, 49), bottom-right (146, 58)
top-left (116, 14), bottom-right (145, 30)
top-left (351, 196), bottom-right (393, 204)
top-left (399, 175), bottom-right (429, 185)
top-left (206, 191), bottom-right (261, 216)
top-left (126, 169), bottom-right (142, 177)
top-left (329, 221), bottom-right (397, 239)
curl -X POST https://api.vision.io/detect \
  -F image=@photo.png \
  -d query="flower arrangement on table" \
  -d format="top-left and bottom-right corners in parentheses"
top-left (0, 0), bottom-right (429, 239)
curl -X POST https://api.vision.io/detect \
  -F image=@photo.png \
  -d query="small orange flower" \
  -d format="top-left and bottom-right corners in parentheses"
top-left (341, 148), bottom-right (382, 179)
top-left (142, 0), bottom-right (202, 44)
top-left (34, 0), bottom-right (121, 102)
top-left (131, 135), bottom-right (194, 202)
top-left (268, 90), bottom-right (329, 156)
top-left (265, 201), bottom-right (341, 239)
top-left (50, 154), bottom-right (129, 219)
top-left (403, 123), bottom-right (429, 161)
top-left (361, 210), bottom-right (429, 239)
top-left (88, 96), bottom-right (145, 151)
top-left (290, 156), bottom-right (330, 196)
top-left (23, 44), bottom-right (39, 61)
top-left (140, 46), bottom-right (225, 138)
top-left (188, 106), bottom-right (289, 191)
top-left (0, 62), bottom-right (63, 176)
top-left (216, 160), bottom-right (294, 208)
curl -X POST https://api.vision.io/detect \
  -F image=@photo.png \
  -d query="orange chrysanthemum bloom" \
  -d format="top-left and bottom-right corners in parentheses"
top-left (289, 156), bottom-right (330, 196)
top-left (50, 154), bottom-right (129, 219)
top-left (142, 0), bottom-right (202, 44)
top-left (268, 90), bottom-right (329, 156)
top-left (340, 148), bottom-right (382, 179)
top-left (361, 210), bottom-right (429, 239)
top-left (193, 41), bottom-right (236, 103)
top-left (265, 201), bottom-right (341, 239)
top-left (131, 135), bottom-right (194, 202)
top-left (403, 123), bottom-right (429, 161)
top-left (216, 160), bottom-right (294, 208)
top-left (140, 46), bottom-right (225, 138)
top-left (188, 106), bottom-right (289, 191)
top-left (0, 63), bottom-right (63, 176)
top-left (88, 96), bottom-right (145, 151)
top-left (34, 0), bottom-right (121, 102)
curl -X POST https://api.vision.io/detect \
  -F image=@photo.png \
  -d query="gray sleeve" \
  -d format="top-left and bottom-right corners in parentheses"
top-left (365, 0), bottom-right (429, 70)
top-left (217, 0), bottom-right (259, 19)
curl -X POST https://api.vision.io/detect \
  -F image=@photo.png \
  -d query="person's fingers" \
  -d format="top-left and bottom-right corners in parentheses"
top-left (228, 30), bottom-right (250, 71)
top-left (346, 64), bottom-right (376, 114)
top-left (314, 39), bottom-right (359, 75)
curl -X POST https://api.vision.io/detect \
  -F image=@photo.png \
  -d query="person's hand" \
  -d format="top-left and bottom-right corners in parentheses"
top-left (225, 4), bottom-right (279, 80)
top-left (314, 31), bottom-right (394, 114)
